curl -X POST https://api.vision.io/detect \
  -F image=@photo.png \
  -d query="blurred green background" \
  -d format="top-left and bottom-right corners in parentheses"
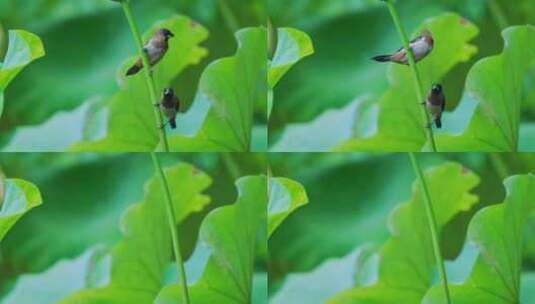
top-left (268, 153), bottom-right (535, 299)
top-left (0, 0), bottom-right (265, 149)
top-left (268, 0), bottom-right (535, 147)
top-left (0, 152), bottom-right (267, 299)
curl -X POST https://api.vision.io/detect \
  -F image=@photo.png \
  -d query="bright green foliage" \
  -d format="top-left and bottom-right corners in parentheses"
top-left (423, 174), bottom-right (535, 304)
top-left (0, 30), bottom-right (44, 117)
top-left (333, 13), bottom-right (479, 151)
top-left (268, 177), bottom-right (308, 238)
top-left (0, 178), bottom-right (42, 241)
top-left (168, 28), bottom-right (267, 151)
top-left (3, 248), bottom-right (109, 304)
top-left (268, 28), bottom-right (314, 118)
top-left (155, 175), bottom-right (267, 304)
top-left (60, 162), bottom-right (212, 303)
top-left (329, 162), bottom-right (480, 304)
top-left (437, 26), bottom-right (535, 151)
top-left (71, 15), bottom-right (209, 151)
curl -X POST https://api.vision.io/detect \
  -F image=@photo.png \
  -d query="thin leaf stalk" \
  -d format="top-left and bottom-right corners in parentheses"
top-left (489, 153), bottom-right (509, 180)
top-left (150, 153), bottom-right (190, 303)
top-left (488, 0), bottom-right (509, 30)
top-left (384, 0), bottom-right (437, 152)
top-left (408, 153), bottom-right (451, 304)
top-left (217, 0), bottom-right (239, 34)
top-left (120, 0), bottom-right (170, 151)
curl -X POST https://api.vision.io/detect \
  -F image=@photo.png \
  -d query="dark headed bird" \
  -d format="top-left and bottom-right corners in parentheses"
top-left (157, 88), bottom-right (181, 129)
top-left (423, 83), bottom-right (445, 129)
top-left (372, 30), bottom-right (434, 65)
top-left (126, 28), bottom-right (174, 76)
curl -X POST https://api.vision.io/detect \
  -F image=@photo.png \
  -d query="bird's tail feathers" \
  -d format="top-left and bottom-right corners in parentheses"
top-left (126, 61), bottom-right (143, 76)
top-left (372, 55), bottom-right (392, 62)
top-left (435, 117), bottom-right (442, 129)
top-left (169, 118), bottom-right (177, 129)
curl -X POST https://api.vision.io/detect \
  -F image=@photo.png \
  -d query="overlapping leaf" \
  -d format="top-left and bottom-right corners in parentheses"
top-left (60, 163), bottom-right (212, 303)
top-left (155, 175), bottom-right (267, 304)
top-left (268, 28), bottom-right (314, 118)
top-left (3, 247), bottom-right (109, 304)
top-left (329, 162), bottom-right (480, 304)
top-left (71, 15), bottom-right (209, 151)
top-left (423, 174), bottom-right (535, 303)
top-left (0, 178), bottom-right (42, 241)
top-left (334, 13), bottom-right (479, 151)
top-left (0, 30), bottom-right (44, 117)
top-left (167, 28), bottom-right (267, 151)
top-left (436, 25), bottom-right (535, 151)
top-left (0, 2), bottom-right (175, 142)
top-left (268, 176), bottom-right (308, 238)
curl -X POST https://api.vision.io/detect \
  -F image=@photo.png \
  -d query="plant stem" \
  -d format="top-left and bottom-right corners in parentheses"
top-left (217, 0), bottom-right (239, 34)
top-left (488, 0), bottom-right (509, 30)
top-left (384, 0), bottom-right (437, 152)
top-left (489, 153), bottom-right (509, 180)
top-left (221, 153), bottom-right (241, 181)
top-left (120, 0), bottom-right (170, 151)
top-left (267, 17), bottom-right (276, 58)
top-left (150, 153), bottom-right (190, 303)
top-left (408, 153), bottom-right (451, 304)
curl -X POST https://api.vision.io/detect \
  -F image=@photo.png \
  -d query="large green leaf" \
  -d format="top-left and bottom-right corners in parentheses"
top-left (167, 27), bottom-right (267, 152)
top-left (60, 162), bottom-right (212, 303)
top-left (155, 175), bottom-right (267, 304)
top-left (268, 28), bottom-right (314, 118)
top-left (271, 246), bottom-right (375, 304)
top-left (329, 162), bottom-right (480, 304)
top-left (270, 96), bottom-right (375, 152)
top-left (335, 13), bottom-right (479, 151)
top-left (0, 30), bottom-right (44, 117)
top-left (436, 25), bottom-right (535, 151)
top-left (70, 15), bottom-right (209, 151)
top-left (0, 2), bottom-right (175, 143)
top-left (0, 178), bottom-right (42, 241)
top-left (422, 174), bottom-right (535, 303)
top-left (268, 176), bottom-right (308, 238)
top-left (2, 247), bottom-right (109, 304)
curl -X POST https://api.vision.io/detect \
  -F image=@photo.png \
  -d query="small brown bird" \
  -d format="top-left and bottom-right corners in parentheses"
top-left (372, 30), bottom-right (434, 65)
top-left (423, 83), bottom-right (445, 128)
top-left (157, 88), bottom-right (180, 129)
top-left (126, 28), bottom-right (174, 76)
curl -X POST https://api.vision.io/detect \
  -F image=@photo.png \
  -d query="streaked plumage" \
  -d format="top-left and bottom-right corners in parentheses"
top-left (372, 30), bottom-right (434, 65)
top-left (425, 83), bottom-right (446, 129)
top-left (158, 88), bottom-right (180, 129)
top-left (126, 28), bottom-right (174, 76)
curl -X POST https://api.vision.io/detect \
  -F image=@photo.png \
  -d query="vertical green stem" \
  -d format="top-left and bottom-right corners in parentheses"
top-left (267, 18), bottom-right (276, 58)
top-left (408, 153), bottom-right (451, 304)
top-left (217, 0), bottom-right (239, 34)
top-left (489, 153), bottom-right (509, 180)
top-left (221, 153), bottom-right (241, 181)
top-left (150, 153), bottom-right (190, 303)
top-left (384, 0), bottom-right (437, 152)
top-left (488, 0), bottom-right (509, 30)
top-left (120, 0), bottom-right (170, 151)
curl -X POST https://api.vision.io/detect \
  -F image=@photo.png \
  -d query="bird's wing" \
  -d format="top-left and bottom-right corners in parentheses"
top-left (394, 36), bottom-right (420, 53)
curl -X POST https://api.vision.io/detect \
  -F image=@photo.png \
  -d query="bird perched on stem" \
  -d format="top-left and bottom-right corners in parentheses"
top-left (126, 28), bottom-right (174, 76)
top-left (157, 88), bottom-right (181, 129)
top-left (423, 83), bottom-right (445, 129)
top-left (372, 29), bottom-right (434, 65)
